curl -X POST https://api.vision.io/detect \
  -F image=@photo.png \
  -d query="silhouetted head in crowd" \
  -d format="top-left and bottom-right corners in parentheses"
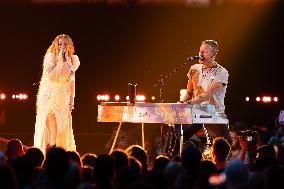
top-left (81, 152), bottom-right (97, 167)
top-left (129, 156), bottom-right (142, 176)
top-left (256, 144), bottom-right (276, 160)
top-left (173, 146), bottom-right (202, 189)
top-left (10, 156), bottom-right (35, 189)
top-left (199, 159), bottom-right (217, 174)
top-left (229, 121), bottom-right (248, 143)
top-left (230, 121), bottom-right (249, 133)
top-left (211, 137), bottom-right (230, 168)
top-left (44, 147), bottom-right (69, 185)
top-left (93, 154), bottom-right (115, 187)
top-left (67, 150), bottom-right (82, 167)
top-left (144, 167), bottom-right (167, 189)
top-left (224, 159), bottom-right (249, 189)
top-left (25, 147), bottom-right (44, 168)
top-left (153, 154), bottom-right (170, 173)
top-left (164, 161), bottom-right (184, 189)
top-left (125, 181), bottom-right (154, 189)
top-left (0, 163), bottom-right (19, 189)
top-left (6, 138), bottom-right (25, 161)
top-left (261, 164), bottom-right (284, 189)
top-left (81, 165), bottom-right (95, 183)
top-left (277, 145), bottom-right (284, 166)
top-left (181, 144), bottom-right (202, 173)
top-left (194, 160), bottom-right (218, 189)
top-left (110, 149), bottom-right (129, 173)
top-left (253, 144), bottom-right (277, 171)
top-left (125, 145), bottom-right (148, 174)
top-left (117, 156), bottom-right (142, 189)
top-left (64, 162), bottom-right (82, 189)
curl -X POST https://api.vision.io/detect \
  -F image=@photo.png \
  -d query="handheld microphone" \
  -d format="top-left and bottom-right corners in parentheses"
top-left (186, 56), bottom-right (200, 61)
top-left (62, 50), bottom-right (66, 62)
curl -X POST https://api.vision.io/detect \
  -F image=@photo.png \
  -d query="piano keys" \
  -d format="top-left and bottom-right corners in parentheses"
top-left (97, 102), bottom-right (229, 125)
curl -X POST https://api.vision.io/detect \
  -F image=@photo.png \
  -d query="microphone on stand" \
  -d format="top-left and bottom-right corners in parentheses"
top-left (186, 56), bottom-right (200, 61)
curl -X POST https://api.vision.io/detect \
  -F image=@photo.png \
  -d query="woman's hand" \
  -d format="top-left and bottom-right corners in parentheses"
top-left (58, 49), bottom-right (66, 62)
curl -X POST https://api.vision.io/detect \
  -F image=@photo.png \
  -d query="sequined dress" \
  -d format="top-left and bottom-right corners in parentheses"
top-left (34, 52), bottom-right (80, 155)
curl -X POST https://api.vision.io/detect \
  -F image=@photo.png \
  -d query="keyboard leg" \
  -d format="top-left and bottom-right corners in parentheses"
top-left (202, 124), bottom-right (211, 145)
top-left (180, 124), bottom-right (183, 157)
top-left (141, 122), bottom-right (145, 149)
top-left (109, 122), bottom-right (123, 154)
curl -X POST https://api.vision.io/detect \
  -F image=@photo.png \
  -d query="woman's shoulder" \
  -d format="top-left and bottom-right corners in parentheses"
top-left (71, 54), bottom-right (79, 59)
top-left (71, 54), bottom-right (80, 63)
top-left (71, 54), bottom-right (80, 70)
top-left (45, 52), bottom-right (55, 57)
top-left (44, 52), bottom-right (56, 61)
top-left (43, 52), bottom-right (56, 65)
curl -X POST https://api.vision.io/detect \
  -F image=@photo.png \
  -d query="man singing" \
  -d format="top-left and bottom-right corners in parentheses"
top-left (179, 40), bottom-right (229, 151)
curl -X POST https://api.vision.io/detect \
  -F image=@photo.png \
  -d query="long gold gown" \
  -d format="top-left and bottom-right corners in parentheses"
top-left (34, 52), bottom-right (80, 155)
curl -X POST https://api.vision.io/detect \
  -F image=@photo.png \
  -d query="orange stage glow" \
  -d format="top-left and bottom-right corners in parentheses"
top-left (0, 94), bottom-right (6, 100)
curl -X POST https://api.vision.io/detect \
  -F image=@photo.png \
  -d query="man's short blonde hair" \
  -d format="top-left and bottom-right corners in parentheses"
top-left (202, 40), bottom-right (218, 55)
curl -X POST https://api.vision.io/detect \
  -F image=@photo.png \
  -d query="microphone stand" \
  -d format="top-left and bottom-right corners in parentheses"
top-left (153, 57), bottom-right (198, 156)
top-left (154, 76), bottom-right (165, 102)
top-left (153, 57), bottom-right (196, 101)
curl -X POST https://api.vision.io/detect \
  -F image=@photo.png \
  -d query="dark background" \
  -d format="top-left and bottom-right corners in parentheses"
top-left (0, 1), bottom-right (284, 155)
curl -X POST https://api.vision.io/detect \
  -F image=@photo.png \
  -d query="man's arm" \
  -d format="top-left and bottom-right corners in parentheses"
top-left (181, 78), bottom-right (194, 102)
top-left (190, 81), bottom-right (223, 104)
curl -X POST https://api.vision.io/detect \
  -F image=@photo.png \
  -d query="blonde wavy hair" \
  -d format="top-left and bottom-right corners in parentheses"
top-left (45, 34), bottom-right (75, 64)
top-left (37, 34), bottom-right (75, 110)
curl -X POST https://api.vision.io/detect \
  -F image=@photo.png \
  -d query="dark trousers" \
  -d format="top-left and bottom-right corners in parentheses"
top-left (172, 124), bottom-right (230, 156)
top-left (178, 124), bottom-right (229, 140)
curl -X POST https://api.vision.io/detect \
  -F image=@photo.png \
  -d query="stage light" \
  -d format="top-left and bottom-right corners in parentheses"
top-left (97, 95), bottom-right (101, 101)
top-left (104, 95), bottom-right (110, 101)
top-left (0, 93), bottom-right (6, 100)
top-left (114, 95), bottom-right (120, 101)
top-left (11, 93), bottom-right (28, 101)
top-left (245, 97), bottom-right (249, 102)
top-left (136, 95), bottom-right (146, 102)
top-left (262, 96), bottom-right (271, 103)
top-left (17, 93), bottom-right (27, 100)
top-left (256, 97), bottom-right (260, 102)
top-left (126, 96), bottom-right (129, 101)
top-left (23, 94), bottom-right (28, 100)
top-left (19, 94), bottom-right (23, 100)
top-left (273, 97), bottom-right (278, 102)
top-left (97, 94), bottom-right (110, 101)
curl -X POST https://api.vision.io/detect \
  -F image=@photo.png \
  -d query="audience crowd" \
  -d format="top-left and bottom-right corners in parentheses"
top-left (1, 116), bottom-right (284, 189)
